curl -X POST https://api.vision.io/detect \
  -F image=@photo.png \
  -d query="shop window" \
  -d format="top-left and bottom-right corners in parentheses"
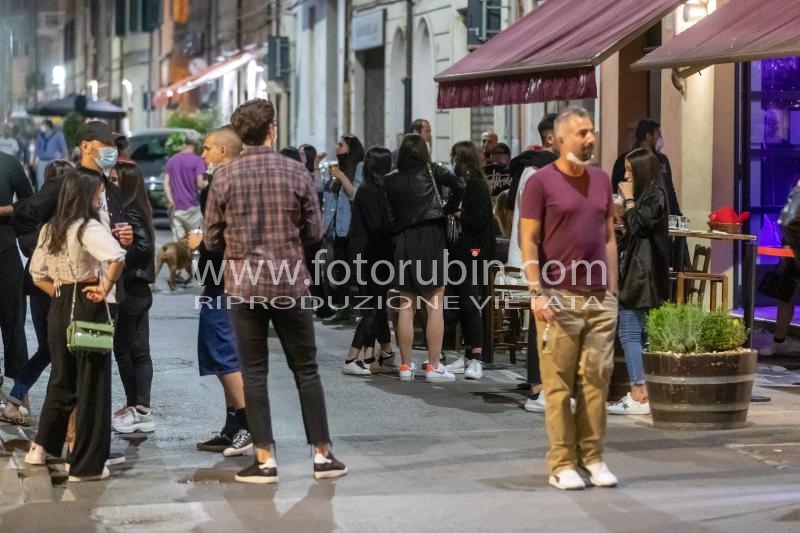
top-left (747, 58), bottom-right (800, 267)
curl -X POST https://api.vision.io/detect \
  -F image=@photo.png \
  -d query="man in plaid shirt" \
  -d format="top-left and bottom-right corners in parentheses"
top-left (204, 99), bottom-right (347, 484)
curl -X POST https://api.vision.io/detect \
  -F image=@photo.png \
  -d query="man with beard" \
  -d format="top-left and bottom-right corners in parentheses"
top-left (519, 106), bottom-right (619, 491)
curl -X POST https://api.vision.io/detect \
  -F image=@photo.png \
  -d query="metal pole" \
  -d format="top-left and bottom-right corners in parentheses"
top-left (403, 0), bottom-right (413, 132)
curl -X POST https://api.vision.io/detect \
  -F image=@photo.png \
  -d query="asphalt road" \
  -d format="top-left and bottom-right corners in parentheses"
top-left (2, 228), bottom-right (800, 532)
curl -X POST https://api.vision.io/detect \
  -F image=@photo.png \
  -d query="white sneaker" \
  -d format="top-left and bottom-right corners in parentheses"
top-left (524, 395), bottom-right (577, 413)
top-left (445, 356), bottom-right (467, 375)
top-left (548, 468), bottom-right (586, 490)
top-left (425, 363), bottom-right (456, 383)
top-left (113, 407), bottom-right (155, 433)
top-left (399, 361), bottom-right (417, 382)
top-left (342, 359), bottom-right (371, 376)
top-left (111, 407), bottom-right (134, 431)
top-left (524, 394), bottom-right (546, 412)
top-left (584, 462), bottom-right (618, 487)
top-left (464, 359), bottom-right (483, 380)
top-left (69, 466), bottom-right (110, 482)
top-left (24, 444), bottom-right (46, 466)
top-left (607, 393), bottom-right (650, 415)
top-left (760, 337), bottom-right (800, 356)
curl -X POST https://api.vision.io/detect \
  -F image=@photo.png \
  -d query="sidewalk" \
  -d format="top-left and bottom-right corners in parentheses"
top-left (2, 230), bottom-right (800, 531)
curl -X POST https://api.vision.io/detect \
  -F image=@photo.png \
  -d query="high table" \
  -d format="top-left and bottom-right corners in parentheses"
top-left (669, 229), bottom-right (758, 347)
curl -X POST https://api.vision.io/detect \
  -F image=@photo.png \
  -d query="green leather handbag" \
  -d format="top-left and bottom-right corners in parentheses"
top-left (65, 281), bottom-right (114, 354)
top-left (66, 319), bottom-right (114, 353)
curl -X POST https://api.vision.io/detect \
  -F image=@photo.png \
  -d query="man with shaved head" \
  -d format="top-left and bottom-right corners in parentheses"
top-left (199, 126), bottom-right (242, 212)
top-left (519, 106), bottom-right (619, 491)
top-left (187, 125), bottom-right (250, 456)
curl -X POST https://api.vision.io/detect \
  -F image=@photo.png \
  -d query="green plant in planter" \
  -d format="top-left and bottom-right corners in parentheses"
top-left (697, 311), bottom-right (746, 352)
top-left (645, 303), bottom-right (747, 353)
top-left (646, 303), bottom-right (706, 353)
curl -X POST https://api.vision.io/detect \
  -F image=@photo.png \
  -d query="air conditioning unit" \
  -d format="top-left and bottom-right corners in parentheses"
top-left (37, 11), bottom-right (66, 37)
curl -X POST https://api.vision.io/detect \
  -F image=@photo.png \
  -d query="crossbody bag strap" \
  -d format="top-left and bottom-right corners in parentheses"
top-left (427, 163), bottom-right (446, 208)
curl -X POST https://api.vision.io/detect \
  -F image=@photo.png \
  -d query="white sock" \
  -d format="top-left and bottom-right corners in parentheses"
top-left (260, 457), bottom-right (277, 469)
top-left (314, 452), bottom-right (331, 464)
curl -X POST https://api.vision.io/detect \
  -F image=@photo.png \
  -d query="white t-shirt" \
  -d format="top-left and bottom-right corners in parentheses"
top-left (507, 166), bottom-right (537, 268)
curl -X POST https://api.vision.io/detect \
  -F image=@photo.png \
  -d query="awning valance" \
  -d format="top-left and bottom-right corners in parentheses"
top-left (632, 0), bottom-right (800, 76)
top-left (435, 0), bottom-right (684, 109)
top-left (155, 48), bottom-right (263, 107)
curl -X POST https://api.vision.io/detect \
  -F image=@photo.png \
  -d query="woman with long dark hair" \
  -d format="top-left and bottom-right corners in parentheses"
top-left (1, 160), bottom-right (73, 424)
top-left (342, 147), bottom-right (396, 375)
top-left (321, 135), bottom-right (365, 323)
top-left (25, 168), bottom-right (126, 481)
top-left (109, 162), bottom-right (156, 433)
top-left (608, 148), bottom-right (670, 416)
top-left (383, 134), bottom-right (464, 382)
top-left (444, 141), bottom-right (495, 380)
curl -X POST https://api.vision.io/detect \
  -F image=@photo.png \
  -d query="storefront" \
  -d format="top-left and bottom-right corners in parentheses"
top-left (633, 0), bottom-right (800, 319)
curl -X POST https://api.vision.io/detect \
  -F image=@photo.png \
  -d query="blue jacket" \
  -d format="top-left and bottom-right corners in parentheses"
top-left (35, 129), bottom-right (68, 161)
top-left (322, 161), bottom-right (363, 238)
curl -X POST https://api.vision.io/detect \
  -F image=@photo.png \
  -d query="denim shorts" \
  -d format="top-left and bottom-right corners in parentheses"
top-left (197, 287), bottom-right (240, 376)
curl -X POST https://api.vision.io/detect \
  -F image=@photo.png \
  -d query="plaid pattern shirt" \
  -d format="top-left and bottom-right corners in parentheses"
top-left (203, 145), bottom-right (323, 300)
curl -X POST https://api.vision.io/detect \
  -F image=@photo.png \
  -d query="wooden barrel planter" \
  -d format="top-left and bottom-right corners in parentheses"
top-left (643, 350), bottom-right (757, 430)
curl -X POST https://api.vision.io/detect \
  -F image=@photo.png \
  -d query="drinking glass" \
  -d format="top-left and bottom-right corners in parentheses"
top-left (668, 215), bottom-right (679, 229)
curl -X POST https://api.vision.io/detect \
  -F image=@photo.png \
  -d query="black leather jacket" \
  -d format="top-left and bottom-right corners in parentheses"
top-left (122, 203), bottom-right (155, 284)
top-left (383, 162), bottom-right (464, 234)
top-left (618, 184), bottom-right (670, 309)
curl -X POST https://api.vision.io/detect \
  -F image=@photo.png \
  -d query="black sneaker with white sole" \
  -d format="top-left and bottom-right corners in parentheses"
top-left (235, 459), bottom-right (279, 484)
top-left (313, 452), bottom-right (348, 480)
top-left (223, 429), bottom-right (253, 457)
top-left (197, 432), bottom-right (234, 452)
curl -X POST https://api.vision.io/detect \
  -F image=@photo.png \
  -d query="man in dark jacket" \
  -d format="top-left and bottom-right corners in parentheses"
top-left (0, 151), bottom-right (33, 383)
top-left (7, 122), bottom-right (134, 424)
top-left (611, 119), bottom-right (681, 216)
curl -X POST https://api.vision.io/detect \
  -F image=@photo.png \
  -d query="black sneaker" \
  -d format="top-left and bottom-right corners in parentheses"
top-left (234, 459), bottom-right (279, 484)
top-left (196, 432), bottom-right (233, 452)
top-left (313, 452), bottom-right (348, 480)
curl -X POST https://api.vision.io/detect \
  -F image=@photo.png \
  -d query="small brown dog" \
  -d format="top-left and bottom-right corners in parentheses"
top-left (154, 241), bottom-right (193, 291)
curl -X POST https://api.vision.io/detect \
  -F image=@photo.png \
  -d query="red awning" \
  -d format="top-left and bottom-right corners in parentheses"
top-left (154, 49), bottom-right (263, 107)
top-left (632, 0), bottom-right (800, 76)
top-left (435, 0), bottom-right (684, 109)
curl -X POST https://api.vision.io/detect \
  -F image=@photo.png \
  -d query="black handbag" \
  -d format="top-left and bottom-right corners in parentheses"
top-left (428, 163), bottom-right (462, 246)
top-left (758, 263), bottom-right (798, 303)
top-left (779, 186), bottom-right (800, 269)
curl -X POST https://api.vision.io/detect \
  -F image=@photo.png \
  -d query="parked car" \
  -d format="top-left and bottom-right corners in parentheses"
top-left (126, 128), bottom-right (202, 216)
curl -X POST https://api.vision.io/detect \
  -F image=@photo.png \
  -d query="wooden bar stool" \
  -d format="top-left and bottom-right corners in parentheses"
top-left (675, 244), bottom-right (729, 311)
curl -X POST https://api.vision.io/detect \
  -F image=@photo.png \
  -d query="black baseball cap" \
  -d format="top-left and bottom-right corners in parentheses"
top-left (492, 142), bottom-right (511, 156)
top-left (75, 121), bottom-right (127, 146)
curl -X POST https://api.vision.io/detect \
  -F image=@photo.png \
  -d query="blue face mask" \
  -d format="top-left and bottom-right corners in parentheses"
top-left (96, 147), bottom-right (118, 176)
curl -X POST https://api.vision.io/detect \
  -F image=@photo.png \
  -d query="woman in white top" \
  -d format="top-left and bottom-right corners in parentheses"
top-left (24, 167), bottom-right (126, 482)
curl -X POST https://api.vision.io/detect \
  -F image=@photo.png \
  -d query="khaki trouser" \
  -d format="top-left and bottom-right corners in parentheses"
top-left (535, 289), bottom-right (617, 475)
top-left (171, 205), bottom-right (203, 242)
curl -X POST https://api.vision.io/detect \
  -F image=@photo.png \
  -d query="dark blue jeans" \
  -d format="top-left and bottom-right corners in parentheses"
top-left (8, 287), bottom-right (51, 404)
top-left (617, 308), bottom-right (647, 384)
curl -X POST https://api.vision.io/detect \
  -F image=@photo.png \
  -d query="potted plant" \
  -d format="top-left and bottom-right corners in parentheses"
top-left (643, 303), bottom-right (756, 430)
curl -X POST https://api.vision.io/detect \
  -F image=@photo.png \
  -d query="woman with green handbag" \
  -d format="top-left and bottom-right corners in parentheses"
top-left (24, 167), bottom-right (126, 482)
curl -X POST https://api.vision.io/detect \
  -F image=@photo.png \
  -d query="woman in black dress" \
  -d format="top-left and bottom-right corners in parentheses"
top-left (383, 135), bottom-right (464, 383)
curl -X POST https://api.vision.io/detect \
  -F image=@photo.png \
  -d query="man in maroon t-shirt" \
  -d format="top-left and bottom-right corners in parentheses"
top-left (519, 106), bottom-right (619, 491)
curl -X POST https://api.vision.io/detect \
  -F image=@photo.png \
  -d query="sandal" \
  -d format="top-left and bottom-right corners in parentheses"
top-left (0, 413), bottom-right (32, 427)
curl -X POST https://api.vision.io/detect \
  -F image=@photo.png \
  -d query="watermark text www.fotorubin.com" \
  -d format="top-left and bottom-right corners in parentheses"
top-left (192, 249), bottom-right (614, 310)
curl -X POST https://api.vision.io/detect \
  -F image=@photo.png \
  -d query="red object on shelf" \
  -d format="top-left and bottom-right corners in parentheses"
top-left (757, 246), bottom-right (794, 258)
